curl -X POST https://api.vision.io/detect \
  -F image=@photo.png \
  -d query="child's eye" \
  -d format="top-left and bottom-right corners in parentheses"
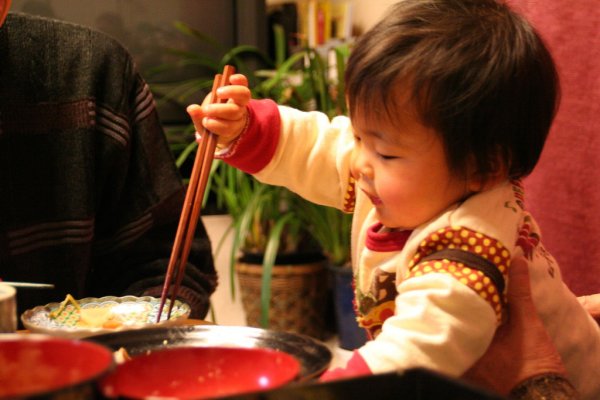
top-left (378, 153), bottom-right (398, 160)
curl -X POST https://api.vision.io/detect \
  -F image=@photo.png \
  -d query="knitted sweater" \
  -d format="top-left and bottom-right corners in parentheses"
top-left (219, 99), bottom-right (600, 399)
top-left (0, 13), bottom-right (216, 319)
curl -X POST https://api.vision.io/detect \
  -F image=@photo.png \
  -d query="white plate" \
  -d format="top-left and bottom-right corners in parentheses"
top-left (21, 296), bottom-right (190, 339)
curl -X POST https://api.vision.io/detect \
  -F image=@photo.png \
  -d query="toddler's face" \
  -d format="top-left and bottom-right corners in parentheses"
top-left (349, 98), bottom-right (478, 230)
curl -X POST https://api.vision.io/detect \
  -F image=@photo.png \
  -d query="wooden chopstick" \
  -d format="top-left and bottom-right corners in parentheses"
top-left (156, 65), bottom-right (235, 322)
top-left (1, 281), bottom-right (55, 289)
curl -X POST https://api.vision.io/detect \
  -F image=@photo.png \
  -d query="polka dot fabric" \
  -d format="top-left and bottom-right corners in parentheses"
top-left (407, 226), bottom-right (510, 322)
top-left (343, 176), bottom-right (356, 213)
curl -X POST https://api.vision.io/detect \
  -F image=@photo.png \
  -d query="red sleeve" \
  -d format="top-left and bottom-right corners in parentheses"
top-left (319, 350), bottom-right (373, 382)
top-left (217, 98), bottom-right (281, 174)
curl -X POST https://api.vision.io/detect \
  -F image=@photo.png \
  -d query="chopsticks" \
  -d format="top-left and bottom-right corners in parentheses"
top-left (1, 281), bottom-right (55, 289)
top-left (156, 65), bottom-right (235, 322)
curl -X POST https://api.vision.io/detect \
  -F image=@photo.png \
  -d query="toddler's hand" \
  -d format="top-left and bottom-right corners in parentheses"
top-left (187, 73), bottom-right (251, 148)
top-left (578, 293), bottom-right (600, 325)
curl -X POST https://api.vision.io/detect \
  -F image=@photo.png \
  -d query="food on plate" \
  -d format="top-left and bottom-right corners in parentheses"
top-left (22, 295), bottom-right (192, 338)
top-left (49, 294), bottom-right (123, 329)
top-left (48, 294), bottom-right (80, 319)
top-left (113, 347), bottom-right (132, 364)
top-left (79, 306), bottom-right (119, 328)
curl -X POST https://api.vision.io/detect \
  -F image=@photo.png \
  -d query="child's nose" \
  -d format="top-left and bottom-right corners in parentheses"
top-left (350, 149), bottom-right (373, 180)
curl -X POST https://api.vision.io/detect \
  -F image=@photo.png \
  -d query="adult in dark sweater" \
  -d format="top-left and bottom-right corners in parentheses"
top-left (0, 3), bottom-right (217, 320)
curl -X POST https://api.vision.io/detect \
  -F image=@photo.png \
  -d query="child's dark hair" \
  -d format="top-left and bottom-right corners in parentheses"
top-left (345, 0), bottom-right (559, 181)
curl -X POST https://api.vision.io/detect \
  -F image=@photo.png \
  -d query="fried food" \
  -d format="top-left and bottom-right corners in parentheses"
top-left (48, 294), bottom-right (123, 329)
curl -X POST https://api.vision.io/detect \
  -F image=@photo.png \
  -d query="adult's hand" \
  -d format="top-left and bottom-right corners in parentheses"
top-left (578, 294), bottom-right (600, 324)
top-left (462, 256), bottom-right (566, 395)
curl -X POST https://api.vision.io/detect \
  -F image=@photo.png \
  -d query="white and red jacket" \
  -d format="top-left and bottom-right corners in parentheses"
top-left (218, 99), bottom-right (600, 399)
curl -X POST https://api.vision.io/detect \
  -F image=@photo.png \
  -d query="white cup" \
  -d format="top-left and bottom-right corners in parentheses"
top-left (0, 282), bottom-right (17, 333)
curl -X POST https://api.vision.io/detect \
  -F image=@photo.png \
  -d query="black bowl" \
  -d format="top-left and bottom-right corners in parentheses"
top-left (89, 324), bottom-right (332, 381)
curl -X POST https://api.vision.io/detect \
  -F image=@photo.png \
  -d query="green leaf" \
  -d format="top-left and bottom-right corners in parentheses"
top-left (272, 24), bottom-right (287, 67)
top-left (173, 21), bottom-right (223, 51)
top-left (259, 212), bottom-right (296, 328)
top-left (175, 141), bottom-right (198, 168)
top-left (256, 51), bottom-right (306, 93)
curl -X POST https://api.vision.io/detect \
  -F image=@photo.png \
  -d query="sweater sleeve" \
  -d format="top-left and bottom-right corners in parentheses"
top-left (219, 99), bottom-right (356, 211)
top-left (357, 273), bottom-right (497, 378)
top-left (319, 350), bottom-right (372, 381)
top-left (0, 15), bottom-right (214, 319)
top-left (217, 99), bottom-right (281, 174)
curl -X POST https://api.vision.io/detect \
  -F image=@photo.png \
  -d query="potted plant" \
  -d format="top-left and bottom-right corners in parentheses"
top-left (260, 39), bottom-right (367, 347)
top-left (296, 198), bottom-right (368, 349)
top-left (208, 31), bottom-right (345, 339)
top-left (209, 163), bottom-right (329, 339)
top-left (149, 22), bottom-right (357, 340)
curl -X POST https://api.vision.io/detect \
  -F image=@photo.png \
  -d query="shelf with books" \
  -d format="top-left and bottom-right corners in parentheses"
top-left (268, 0), bottom-right (354, 54)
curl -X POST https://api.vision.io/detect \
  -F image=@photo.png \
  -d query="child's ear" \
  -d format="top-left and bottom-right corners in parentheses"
top-left (466, 156), bottom-right (507, 193)
top-left (467, 174), bottom-right (503, 193)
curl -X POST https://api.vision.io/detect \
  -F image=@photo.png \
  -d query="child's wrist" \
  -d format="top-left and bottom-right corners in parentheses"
top-left (215, 110), bottom-right (250, 152)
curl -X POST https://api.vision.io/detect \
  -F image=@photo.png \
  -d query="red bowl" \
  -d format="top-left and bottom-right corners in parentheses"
top-left (0, 334), bottom-right (114, 398)
top-left (99, 346), bottom-right (300, 399)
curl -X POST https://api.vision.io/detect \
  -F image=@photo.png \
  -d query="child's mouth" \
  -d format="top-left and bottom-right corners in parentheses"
top-left (362, 189), bottom-right (383, 206)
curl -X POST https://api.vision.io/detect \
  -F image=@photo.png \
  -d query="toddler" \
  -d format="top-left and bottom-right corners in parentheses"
top-left (188, 0), bottom-right (600, 398)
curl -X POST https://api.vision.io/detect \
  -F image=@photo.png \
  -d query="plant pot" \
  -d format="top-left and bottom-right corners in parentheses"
top-left (235, 255), bottom-right (329, 340)
top-left (328, 264), bottom-right (368, 350)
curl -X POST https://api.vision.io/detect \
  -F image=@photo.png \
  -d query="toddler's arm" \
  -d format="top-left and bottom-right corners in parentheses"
top-left (187, 76), bottom-right (355, 210)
